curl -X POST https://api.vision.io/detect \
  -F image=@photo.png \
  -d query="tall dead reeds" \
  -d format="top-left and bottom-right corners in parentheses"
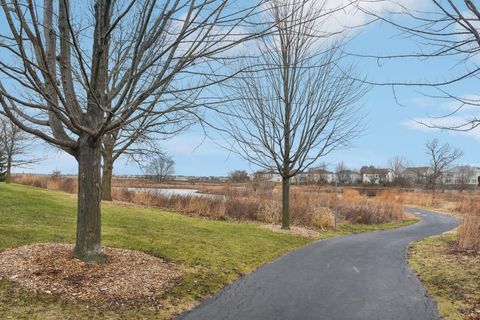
top-left (12, 175), bottom-right (408, 230)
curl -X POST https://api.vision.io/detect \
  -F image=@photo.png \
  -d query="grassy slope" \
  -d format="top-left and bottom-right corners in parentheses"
top-left (408, 232), bottom-right (480, 320)
top-left (0, 183), bottom-right (417, 319)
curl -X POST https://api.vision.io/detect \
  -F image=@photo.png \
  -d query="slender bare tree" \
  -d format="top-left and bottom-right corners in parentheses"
top-left (144, 152), bottom-right (175, 183)
top-left (425, 139), bottom-right (463, 202)
top-left (0, 0), bottom-right (266, 262)
top-left (0, 143), bottom-right (6, 181)
top-left (0, 116), bottom-right (40, 184)
top-left (388, 155), bottom-right (409, 186)
top-left (456, 165), bottom-right (475, 192)
top-left (335, 162), bottom-right (350, 185)
top-left (223, 0), bottom-right (366, 229)
top-left (101, 110), bottom-right (192, 201)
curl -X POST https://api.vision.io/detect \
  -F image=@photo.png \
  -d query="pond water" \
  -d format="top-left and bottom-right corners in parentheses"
top-left (124, 187), bottom-right (222, 199)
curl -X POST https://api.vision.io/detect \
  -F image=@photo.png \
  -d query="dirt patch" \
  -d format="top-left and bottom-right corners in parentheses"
top-left (261, 224), bottom-right (320, 238)
top-left (0, 243), bottom-right (183, 309)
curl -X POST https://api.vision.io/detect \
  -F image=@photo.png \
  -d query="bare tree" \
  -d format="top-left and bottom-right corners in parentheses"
top-left (144, 152), bottom-right (175, 183)
top-left (335, 162), bottom-right (350, 185)
top-left (388, 155), bottom-right (409, 187)
top-left (0, 0), bottom-right (266, 262)
top-left (0, 116), bottom-right (39, 184)
top-left (425, 139), bottom-right (463, 202)
top-left (229, 170), bottom-right (250, 183)
top-left (456, 165), bottom-right (475, 192)
top-left (308, 162), bottom-right (331, 184)
top-left (101, 111), bottom-right (192, 201)
top-left (0, 144), bottom-right (6, 182)
top-left (223, 0), bottom-right (366, 229)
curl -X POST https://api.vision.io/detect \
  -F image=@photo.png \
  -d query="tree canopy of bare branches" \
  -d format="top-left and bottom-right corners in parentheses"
top-left (0, 0), bottom-right (266, 262)
top-left (222, 0), bottom-right (367, 229)
top-left (425, 138), bottom-right (463, 201)
top-left (335, 162), bottom-right (350, 185)
top-left (101, 110), bottom-right (192, 201)
top-left (229, 169), bottom-right (249, 183)
top-left (388, 155), bottom-right (410, 186)
top-left (144, 151), bottom-right (175, 183)
top-left (456, 164), bottom-right (475, 192)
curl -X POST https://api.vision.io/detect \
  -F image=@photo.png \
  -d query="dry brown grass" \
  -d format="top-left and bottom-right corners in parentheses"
top-left (12, 175), bottom-right (409, 230)
top-left (113, 183), bottom-right (406, 229)
top-left (335, 189), bottom-right (405, 224)
top-left (457, 199), bottom-right (480, 254)
top-left (112, 188), bottom-right (226, 219)
top-left (12, 174), bottom-right (77, 193)
top-left (399, 189), bottom-right (480, 254)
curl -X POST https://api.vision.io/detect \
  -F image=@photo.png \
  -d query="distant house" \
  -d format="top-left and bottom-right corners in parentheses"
top-left (442, 166), bottom-right (480, 186)
top-left (360, 167), bottom-right (394, 184)
top-left (215, 176), bottom-right (229, 183)
top-left (172, 175), bottom-right (189, 182)
top-left (292, 172), bottom-right (311, 184)
top-left (253, 169), bottom-right (282, 182)
top-left (308, 168), bottom-right (335, 184)
top-left (336, 169), bottom-right (362, 185)
top-left (404, 167), bottom-right (431, 185)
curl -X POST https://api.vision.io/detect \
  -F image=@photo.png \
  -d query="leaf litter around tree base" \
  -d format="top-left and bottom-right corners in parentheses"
top-left (0, 243), bottom-right (183, 310)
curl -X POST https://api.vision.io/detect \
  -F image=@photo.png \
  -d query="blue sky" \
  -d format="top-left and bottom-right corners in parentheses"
top-left (6, 1), bottom-right (480, 176)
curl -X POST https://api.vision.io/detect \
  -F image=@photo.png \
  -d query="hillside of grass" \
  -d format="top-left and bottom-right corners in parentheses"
top-left (0, 183), bottom-right (418, 319)
top-left (0, 183), bottom-right (314, 319)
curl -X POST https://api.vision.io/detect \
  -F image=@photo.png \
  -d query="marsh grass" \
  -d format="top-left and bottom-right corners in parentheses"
top-left (13, 175), bottom-right (407, 230)
top-left (400, 189), bottom-right (480, 254)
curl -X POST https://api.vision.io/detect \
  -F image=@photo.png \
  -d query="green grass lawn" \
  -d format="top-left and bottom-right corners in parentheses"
top-left (0, 183), bottom-right (418, 319)
top-left (408, 231), bottom-right (480, 320)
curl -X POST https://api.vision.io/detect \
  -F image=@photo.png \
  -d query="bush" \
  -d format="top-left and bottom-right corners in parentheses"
top-left (457, 198), bottom-right (480, 254)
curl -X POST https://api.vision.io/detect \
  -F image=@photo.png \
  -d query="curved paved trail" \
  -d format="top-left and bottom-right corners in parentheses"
top-left (179, 208), bottom-right (458, 320)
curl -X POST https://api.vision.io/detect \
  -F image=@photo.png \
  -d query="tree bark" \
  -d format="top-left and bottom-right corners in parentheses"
top-left (74, 134), bottom-right (105, 263)
top-left (101, 137), bottom-right (115, 201)
top-left (101, 157), bottom-right (113, 201)
top-left (5, 157), bottom-right (11, 184)
top-left (282, 176), bottom-right (290, 229)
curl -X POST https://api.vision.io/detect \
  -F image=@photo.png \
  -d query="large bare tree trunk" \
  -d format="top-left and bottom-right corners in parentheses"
top-left (0, 0), bottom-right (267, 264)
top-left (74, 134), bottom-right (105, 263)
top-left (282, 176), bottom-right (290, 229)
top-left (101, 137), bottom-right (114, 201)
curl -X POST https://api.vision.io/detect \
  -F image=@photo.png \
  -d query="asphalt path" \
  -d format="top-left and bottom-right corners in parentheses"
top-left (179, 208), bottom-right (458, 320)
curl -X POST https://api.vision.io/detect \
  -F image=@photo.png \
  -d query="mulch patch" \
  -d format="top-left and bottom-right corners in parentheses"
top-left (261, 224), bottom-right (321, 238)
top-left (0, 243), bottom-right (184, 309)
